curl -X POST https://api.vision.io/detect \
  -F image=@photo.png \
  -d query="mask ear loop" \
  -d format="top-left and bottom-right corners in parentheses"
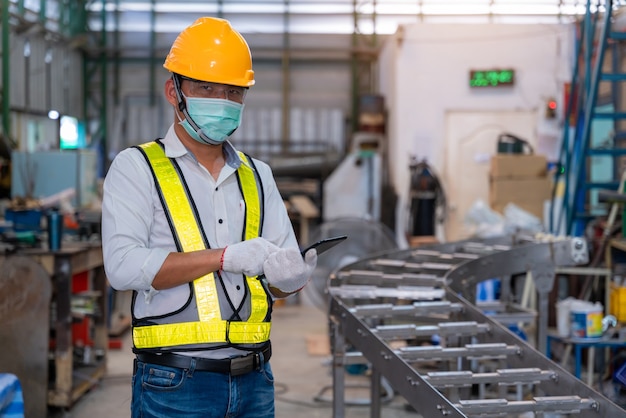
top-left (172, 74), bottom-right (222, 146)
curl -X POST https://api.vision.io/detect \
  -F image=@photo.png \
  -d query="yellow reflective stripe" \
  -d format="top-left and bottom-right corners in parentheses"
top-left (237, 152), bottom-right (261, 240)
top-left (194, 274), bottom-right (221, 322)
top-left (228, 321), bottom-right (271, 343)
top-left (247, 277), bottom-right (268, 322)
top-left (236, 153), bottom-right (267, 323)
top-left (138, 142), bottom-right (206, 253)
top-left (133, 321), bottom-right (271, 348)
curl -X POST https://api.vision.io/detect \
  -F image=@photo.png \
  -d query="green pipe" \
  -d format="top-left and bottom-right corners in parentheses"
top-left (39, 0), bottom-right (46, 23)
top-left (149, 0), bottom-right (156, 106)
top-left (281, 0), bottom-right (290, 145)
top-left (113, 0), bottom-right (120, 105)
top-left (100, 0), bottom-right (107, 149)
top-left (2, 0), bottom-right (10, 139)
top-left (371, 0), bottom-right (377, 49)
top-left (67, 0), bottom-right (87, 38)
top-left (82, 56), bottom-right (87, 122)
top-left (351, 0), bottom-right (359, 135)
top-left (59, 0), bottom-right (67, 36)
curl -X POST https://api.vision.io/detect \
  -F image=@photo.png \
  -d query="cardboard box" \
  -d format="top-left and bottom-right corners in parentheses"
top-left (489, 178), bottom-right (552, 204)
top-left (490, 154), bottom-right (548, 179)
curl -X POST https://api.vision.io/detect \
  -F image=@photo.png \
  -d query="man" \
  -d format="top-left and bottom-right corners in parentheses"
top-left (101, 17), bottom-right (317, 418)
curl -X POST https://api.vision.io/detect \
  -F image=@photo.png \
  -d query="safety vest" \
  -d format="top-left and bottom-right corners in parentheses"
top-left (131, 140), bottom-right (271, 351)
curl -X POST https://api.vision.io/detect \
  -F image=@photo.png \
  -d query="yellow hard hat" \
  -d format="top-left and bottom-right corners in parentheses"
top-left (164, 17), bottom-right (255, 87)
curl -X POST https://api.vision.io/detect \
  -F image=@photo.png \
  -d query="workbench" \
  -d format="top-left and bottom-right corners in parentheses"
top-left (0, 243), bottom-right (108, 412)
top-left (547, 332), bottom-right (626, 386)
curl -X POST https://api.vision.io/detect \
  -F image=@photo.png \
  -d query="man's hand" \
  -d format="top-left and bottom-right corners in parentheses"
top-left (221, 237), bottom-right (280, 276)
top-left (263, 248), bottom-right (317, 294)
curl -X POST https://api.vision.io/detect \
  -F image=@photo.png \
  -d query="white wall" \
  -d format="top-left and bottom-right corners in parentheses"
top-left (378, 23), bottom-right (575, 240)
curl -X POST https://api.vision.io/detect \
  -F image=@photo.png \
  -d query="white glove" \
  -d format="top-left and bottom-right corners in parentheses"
top-left (263, 248), bottom-right (317, 293)
top-left (221, 237), bottom-right (280, 276)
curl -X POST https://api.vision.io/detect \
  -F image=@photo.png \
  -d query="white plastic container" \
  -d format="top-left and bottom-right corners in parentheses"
top-left (556, 297), bottom-right (575, 337)
top-left (570, 301), bottom-right (603, 338)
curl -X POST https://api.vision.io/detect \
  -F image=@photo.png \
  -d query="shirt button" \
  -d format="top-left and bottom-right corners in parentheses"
top-left (215, 187), bottom-right (218, 191)
top-left (218, 219), bottom-right (223, 224)
top-left (236, 285), bottom-right (241, 290)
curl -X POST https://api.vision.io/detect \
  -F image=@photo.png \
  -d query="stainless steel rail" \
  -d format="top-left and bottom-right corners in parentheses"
top-left (328, 235), bottom-right (626, 417)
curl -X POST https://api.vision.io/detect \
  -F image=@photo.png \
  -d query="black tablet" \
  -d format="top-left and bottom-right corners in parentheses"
top-left (301, 235), bottom-right (348, 257)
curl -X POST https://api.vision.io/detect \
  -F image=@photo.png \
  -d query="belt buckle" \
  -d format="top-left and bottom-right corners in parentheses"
top-left (230, 355), bottom-right (254, 376)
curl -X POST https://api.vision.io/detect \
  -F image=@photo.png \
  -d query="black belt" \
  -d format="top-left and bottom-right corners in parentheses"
top-left (136, 345), bottom-right (271, 376)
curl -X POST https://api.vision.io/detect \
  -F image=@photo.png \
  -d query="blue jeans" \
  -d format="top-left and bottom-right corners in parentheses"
top-left (131, 357), bottom-right (275, 418)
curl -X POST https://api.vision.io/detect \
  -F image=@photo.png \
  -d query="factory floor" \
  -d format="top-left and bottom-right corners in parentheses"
top-left (48, 300), bottom-right (424, 418)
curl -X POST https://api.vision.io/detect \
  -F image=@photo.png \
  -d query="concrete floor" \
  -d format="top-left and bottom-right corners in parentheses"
top-left (49, 302), bottom-right (422, 418)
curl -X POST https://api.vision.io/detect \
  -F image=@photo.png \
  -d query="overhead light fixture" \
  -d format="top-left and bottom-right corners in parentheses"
top-left (48, 110), bottom-right (60, 120)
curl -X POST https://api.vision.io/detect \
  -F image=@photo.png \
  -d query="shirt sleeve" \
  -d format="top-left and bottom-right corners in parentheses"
top-left (101, 148), bottom-right (169, 291)
top-left (253, 159), bottom-right (299, 250)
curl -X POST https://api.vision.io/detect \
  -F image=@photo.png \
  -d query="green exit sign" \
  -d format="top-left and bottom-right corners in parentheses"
top-left (469, 69), bottom-right (515, 87)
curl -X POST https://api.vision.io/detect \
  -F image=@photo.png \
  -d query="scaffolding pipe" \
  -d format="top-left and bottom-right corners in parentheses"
top-left (1, 0), bottom-right (10, 139)
top-left (281, 0), bottom-right (290, 145)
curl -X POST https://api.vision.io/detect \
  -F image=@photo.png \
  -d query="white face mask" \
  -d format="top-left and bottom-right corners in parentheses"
top-left (178, 96), bottom-right (244, 145)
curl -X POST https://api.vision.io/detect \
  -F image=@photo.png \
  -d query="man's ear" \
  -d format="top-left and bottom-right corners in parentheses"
top-left (164, 77), bottom-right (179, 107)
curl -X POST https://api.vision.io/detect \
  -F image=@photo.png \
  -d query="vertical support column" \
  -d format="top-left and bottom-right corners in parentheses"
top-left (370, 367), bottom-right (382, 418)
top-left (281, 0), bottom-right (290, 149)
top-left (1, 0), bottom-right (10, 139)
top-left (350, 0), bottom-right (378, 139)
top-left (38, 0), bottom-right (47, 23)
top-left (531, 265), bottom-right (556, 355)
top-left (113, 0), bottom-right (120, 107)
top-left (350, 0), bottom-right (359, 137)
top-left (100, 0), bottom-right (108, 146)
top-left (92, 265), bottom-right (109, 355)
top-left (149, 0), bottom-right (157, 107)
top-left (330, 317), bottom-right (346, 418)
top-left (52, 254), bottom-right (73, 405)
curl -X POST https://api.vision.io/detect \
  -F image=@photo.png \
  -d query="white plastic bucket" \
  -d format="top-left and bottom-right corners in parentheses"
top-left (556, 298), bottom-right (575, 337)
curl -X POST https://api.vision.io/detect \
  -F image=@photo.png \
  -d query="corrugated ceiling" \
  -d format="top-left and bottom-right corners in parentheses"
top-left (10, 1), bottom-right (626, 36)
top-left (86, 0), bottom-right (612, 34)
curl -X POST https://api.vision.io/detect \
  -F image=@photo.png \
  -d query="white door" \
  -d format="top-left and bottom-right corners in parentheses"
top-left (443, 110), bottom-right (537, 241)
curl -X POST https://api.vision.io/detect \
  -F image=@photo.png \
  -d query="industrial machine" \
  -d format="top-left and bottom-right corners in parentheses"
top-left (327, 235), bottom-right (625, 417)
top-left (323, 132), bottom-right (385, 223)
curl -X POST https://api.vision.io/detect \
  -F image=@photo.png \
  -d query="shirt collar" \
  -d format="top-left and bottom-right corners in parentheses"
top-left (160, 124), bottom-right (245, 169)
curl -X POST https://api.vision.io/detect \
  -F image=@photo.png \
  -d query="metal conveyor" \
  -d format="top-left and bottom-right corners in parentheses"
top-left (328, 235), bottom-right (626, 417)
